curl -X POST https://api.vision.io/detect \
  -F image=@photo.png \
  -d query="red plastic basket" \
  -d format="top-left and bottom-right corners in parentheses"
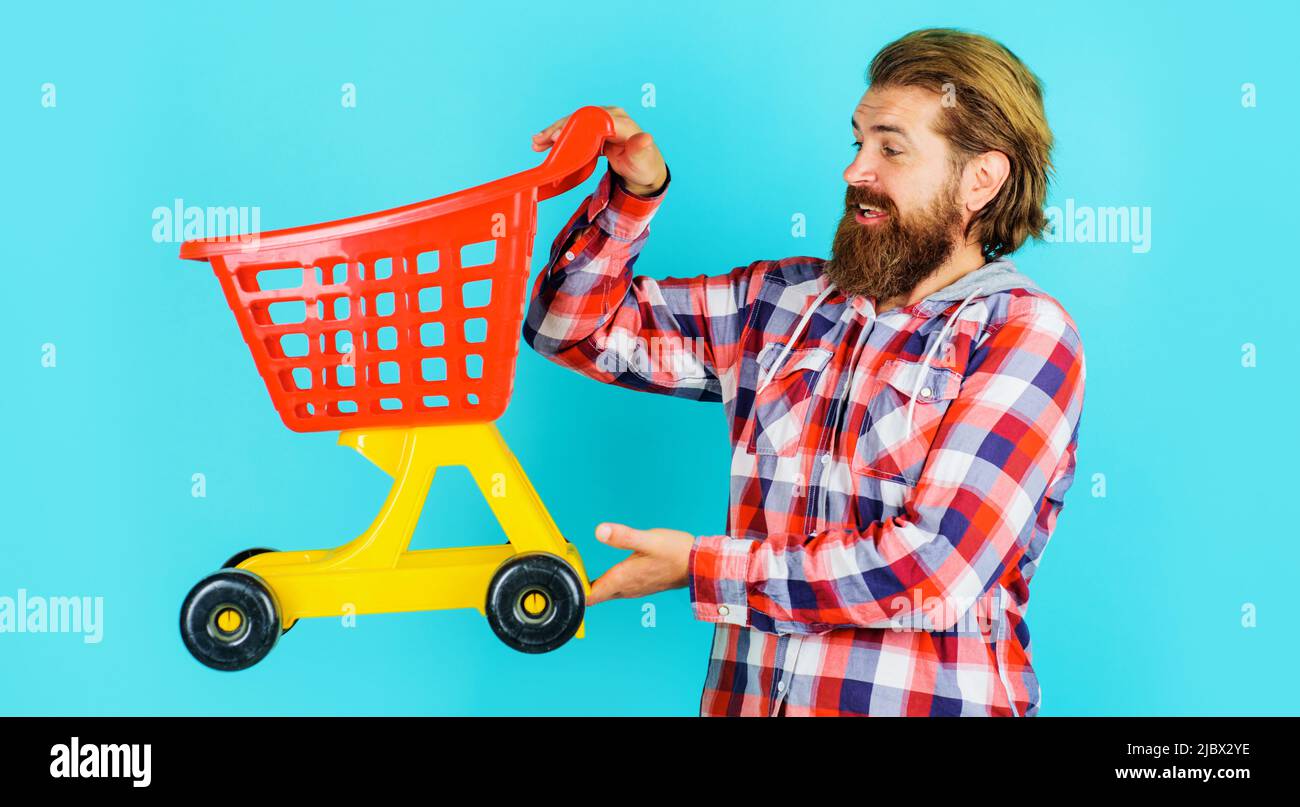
top-left (181, 107), bottom-right (615, 433)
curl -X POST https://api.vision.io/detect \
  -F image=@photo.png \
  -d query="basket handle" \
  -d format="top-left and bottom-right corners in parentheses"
top-left (533, 106), bottom-right (617, 202)
top-left (179, 106), bottom-right (618, 262)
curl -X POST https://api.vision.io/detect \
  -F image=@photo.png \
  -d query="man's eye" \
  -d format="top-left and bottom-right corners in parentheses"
top-left (883, 146), bottom-right (901, 157)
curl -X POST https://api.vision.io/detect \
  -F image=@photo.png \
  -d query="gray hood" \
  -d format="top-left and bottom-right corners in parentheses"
top-left (891, 257), bottom-right (1040, 437)
top-left (753, 255), bottom-right (1047, 524)
top-left (759, 258), bottom-right (1042, 416)
top-left (921, 257), bottom-right (1039, 303)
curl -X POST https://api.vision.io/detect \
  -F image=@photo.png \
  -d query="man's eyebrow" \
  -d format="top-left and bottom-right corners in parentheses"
top-left (850, 115), bottom-right (913, 143)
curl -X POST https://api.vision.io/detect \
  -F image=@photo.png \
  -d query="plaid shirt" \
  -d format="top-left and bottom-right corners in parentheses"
top-left (524, 166), bottom-right (1087, 717)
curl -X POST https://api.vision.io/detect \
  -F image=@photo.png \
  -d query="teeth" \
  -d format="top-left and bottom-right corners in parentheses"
top-left (858, 204), bottom-right (881, 215)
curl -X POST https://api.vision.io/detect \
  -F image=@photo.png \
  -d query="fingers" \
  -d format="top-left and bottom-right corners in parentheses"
top-left (623, 131), bottom-right (655, 158)
top-left (586, 556), bottom-right (633, 606)
top-left (586, 573), bottom-right (615, 606)
top-left (595, 522), bottom-right (652, 553)
top-left (531, 105), bottom-right (642, 152)
top-left (586, 525), bottom-right (694, 606)
top-left (617, 132), bottom-right (663, 179)
top-left (605, 106), bottom-right (644, 143)
top-left (586, 524), bottom-right (648, 606)
top-left (530, 118), bottom-right (567, 151)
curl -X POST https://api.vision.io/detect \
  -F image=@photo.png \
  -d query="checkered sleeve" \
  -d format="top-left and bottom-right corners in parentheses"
top-left (688, 297), bottom-right (1087, 633)
top-left (523, 165), bottom-right (760, 401)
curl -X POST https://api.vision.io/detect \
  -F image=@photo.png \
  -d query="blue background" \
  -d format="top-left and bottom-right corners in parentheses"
top-left (2, 0), bottom-right (1296, 716)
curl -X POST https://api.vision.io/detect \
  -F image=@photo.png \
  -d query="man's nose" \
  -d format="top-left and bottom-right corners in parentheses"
top-left (843, 150), bottom-right (879, 186)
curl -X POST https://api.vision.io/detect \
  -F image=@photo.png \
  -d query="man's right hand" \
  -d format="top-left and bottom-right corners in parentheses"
top-left (531, 106), bottom-right (668, 196)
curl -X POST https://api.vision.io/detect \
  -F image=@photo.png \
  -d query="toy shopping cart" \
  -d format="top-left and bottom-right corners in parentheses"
top-left (177, 107), bottom-right (616, 671)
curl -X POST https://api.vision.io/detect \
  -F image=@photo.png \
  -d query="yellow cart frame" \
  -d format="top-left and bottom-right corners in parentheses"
top-left (180, 423), bottom-right (590, 670)
top-left (234, 423), bottom-right (589, 633)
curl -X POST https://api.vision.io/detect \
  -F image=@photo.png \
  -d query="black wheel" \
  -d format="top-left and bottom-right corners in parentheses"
top-left (221, 548), bottom-right (294, 633)
top-left (222, 547), bottom-right (277, 569)
top-left (485, 552), bottom-right (585, 654)
top-left (180, 569), bottom-right (282, 671)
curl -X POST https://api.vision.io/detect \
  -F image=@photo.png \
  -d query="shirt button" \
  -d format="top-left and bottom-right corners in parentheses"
top-left (920, 386), bottom-right (933, 399)
top-left (717, 605), bottom-right (730, 617)
top-left (777, 680), bottom-right (786, 692)
top-left (564, 250), bottom-right (575, 261)
top-left (820, 455), bottom-right (830, 465)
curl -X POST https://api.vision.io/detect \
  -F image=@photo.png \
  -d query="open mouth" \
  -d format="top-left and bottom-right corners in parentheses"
top-left (853, 202), bottom-right (889, 224)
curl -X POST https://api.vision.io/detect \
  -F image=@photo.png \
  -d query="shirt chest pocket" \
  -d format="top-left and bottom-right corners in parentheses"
top-left (747, 342), bottom-right (833, 457)
top-left (852, 358), bottom-right (963, 485)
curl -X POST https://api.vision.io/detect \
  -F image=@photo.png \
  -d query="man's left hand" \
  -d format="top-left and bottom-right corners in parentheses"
top-left (587, 523), bottom-right (694, 606)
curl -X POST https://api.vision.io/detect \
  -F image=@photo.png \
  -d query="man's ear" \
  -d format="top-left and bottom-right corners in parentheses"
top-left (962, 150), bottom-right (1011, 214)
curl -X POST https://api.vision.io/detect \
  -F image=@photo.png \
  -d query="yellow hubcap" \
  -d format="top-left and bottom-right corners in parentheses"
top-left (522, 591), bottom-right (548, 616)
top-left (216, 608), bottom-right (243, 633)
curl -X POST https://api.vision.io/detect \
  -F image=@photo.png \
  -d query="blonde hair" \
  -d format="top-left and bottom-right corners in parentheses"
top-left (869, 28), bottom-right (1053, 260)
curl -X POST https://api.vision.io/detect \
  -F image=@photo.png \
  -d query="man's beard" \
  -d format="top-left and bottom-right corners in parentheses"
top-left (824, 178), bottom-right (964, 303)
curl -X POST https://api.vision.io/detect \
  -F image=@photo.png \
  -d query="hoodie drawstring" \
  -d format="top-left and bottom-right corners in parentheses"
top-left (756, 281), bottom-right (987, 442)
top-left (902, 285), bottom-right (983, 438)
top-left (756, 282), bottom-right (838, 394)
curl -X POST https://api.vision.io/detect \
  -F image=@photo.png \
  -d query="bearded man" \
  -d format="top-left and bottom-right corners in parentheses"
top-left (524, 27), bottom-right (1086, 717)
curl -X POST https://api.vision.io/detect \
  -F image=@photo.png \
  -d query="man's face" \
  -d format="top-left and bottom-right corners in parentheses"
top-left (825, 84), bottom-right (968, 303)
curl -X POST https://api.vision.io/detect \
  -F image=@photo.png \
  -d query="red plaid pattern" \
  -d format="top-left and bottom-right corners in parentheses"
top-left (525, 166), bottom-right (1087, 716)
